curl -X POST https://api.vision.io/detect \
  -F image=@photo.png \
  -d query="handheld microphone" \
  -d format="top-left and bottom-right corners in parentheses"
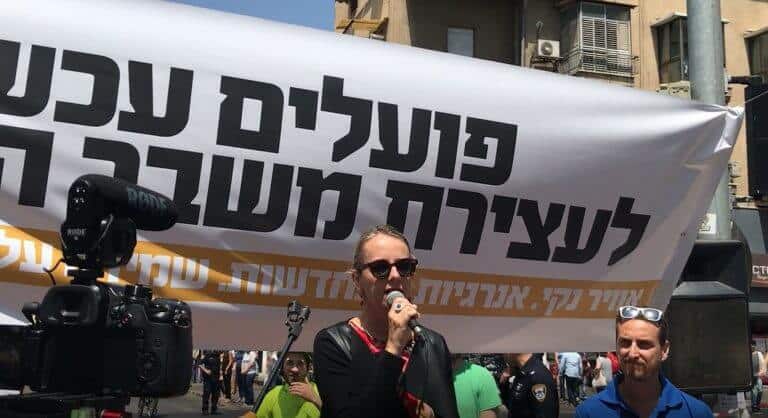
top-left (385, 290), bottom-right (424, 336)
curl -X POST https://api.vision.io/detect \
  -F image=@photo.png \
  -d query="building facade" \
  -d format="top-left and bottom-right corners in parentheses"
top-left (334, 0), bottom-right (768, 343)
top-left (334, 0), bottom-right (768, 202)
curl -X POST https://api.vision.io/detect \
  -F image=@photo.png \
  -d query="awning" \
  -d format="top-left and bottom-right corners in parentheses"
top-left (751, 302), bottom-right (768, 318)
top-left (651, 11), bottom-right (730, 28)
top-left (734, 207), bottom-right (768, 254)
top-left (734, 209), bottom-right (768, 309)
top-left (745, 26), bottom-right (768, 39)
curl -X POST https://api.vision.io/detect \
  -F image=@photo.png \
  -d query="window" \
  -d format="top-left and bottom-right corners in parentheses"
top-left (447, 27), bottom-right (474, 57)
top-left (655, 16), bottom-right (726, 84)
top-left (559, 2), bottom-right (633, 77)
top-left (656, 18), bottom-right (687, 83)
top-left (749, 31), bottom-right (768, 82)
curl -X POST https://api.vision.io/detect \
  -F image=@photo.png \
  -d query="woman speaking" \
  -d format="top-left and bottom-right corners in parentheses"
top-left (313, 225), bottom-right (459, 418)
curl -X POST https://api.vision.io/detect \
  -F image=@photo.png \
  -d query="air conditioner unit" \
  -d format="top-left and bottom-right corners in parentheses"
top-left (536, 39), bottom-right (560, 58)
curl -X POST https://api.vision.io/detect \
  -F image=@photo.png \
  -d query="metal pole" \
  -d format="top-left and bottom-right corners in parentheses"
top-left (688, 0), bottom-right (730, 240)
top-left (687, 8), bottom-right (748, 418)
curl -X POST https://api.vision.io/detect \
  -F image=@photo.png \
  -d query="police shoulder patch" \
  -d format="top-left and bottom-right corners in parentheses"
top-left (532, 384), bottom-right (547, 402)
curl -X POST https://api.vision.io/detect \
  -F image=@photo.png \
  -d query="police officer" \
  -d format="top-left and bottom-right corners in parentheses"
top-left (199, 349), bottom-right (222, 415)
top-left (500, 353), bottom-right (558, 418)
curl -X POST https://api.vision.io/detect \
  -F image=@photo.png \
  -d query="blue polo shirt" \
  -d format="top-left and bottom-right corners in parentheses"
top-left (575, 374), bottom-right (711, 418)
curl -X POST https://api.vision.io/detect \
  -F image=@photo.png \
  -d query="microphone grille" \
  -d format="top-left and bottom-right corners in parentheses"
top-left (386, 290), bottom-right (406, 307)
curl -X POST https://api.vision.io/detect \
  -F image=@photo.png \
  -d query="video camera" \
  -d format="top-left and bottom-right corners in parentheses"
top-left (0, 175), bottom-right (192, 400)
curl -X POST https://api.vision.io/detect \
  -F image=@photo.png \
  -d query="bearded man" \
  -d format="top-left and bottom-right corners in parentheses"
top-left (575, 306), bottom-right (711, 418)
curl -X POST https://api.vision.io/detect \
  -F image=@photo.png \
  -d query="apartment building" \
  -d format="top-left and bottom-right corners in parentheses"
top-left (334, 0), bottom-right (767, 201)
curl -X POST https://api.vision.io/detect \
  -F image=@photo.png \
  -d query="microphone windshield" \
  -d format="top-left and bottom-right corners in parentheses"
top-left (385, 290), bottom-right (407, 307)
top-left (74, 174), bottom-right (178, 231)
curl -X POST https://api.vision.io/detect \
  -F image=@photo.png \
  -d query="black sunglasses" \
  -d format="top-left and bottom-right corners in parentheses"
top-left (358, 258), bottom-right (418, 280)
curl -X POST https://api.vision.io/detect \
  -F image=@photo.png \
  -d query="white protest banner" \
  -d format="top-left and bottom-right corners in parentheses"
top-left (0, 0), bottom-right (743, 351)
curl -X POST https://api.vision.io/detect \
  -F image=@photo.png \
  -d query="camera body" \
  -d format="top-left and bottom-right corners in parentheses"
top-left (20, 282), bottom-right (192, 397)
top-left (1, 175), bottom-right (191, 399)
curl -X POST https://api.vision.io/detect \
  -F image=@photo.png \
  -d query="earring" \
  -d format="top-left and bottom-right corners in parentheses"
top-left (357, 288), bottom-right (366, 306)
top-left (351, 274), bottom-right (366, 306)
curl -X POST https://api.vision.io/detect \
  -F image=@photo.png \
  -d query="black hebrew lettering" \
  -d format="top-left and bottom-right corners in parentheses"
top-left (203, 156), bottom-right (293, 232)
top-left (82, 137), bottom-right (139, 183)
top-left (147, 146), bottom-right (203, 225)
top-left (551, 206), bottom-right (612, 264)
top-left (217, 76), bottom-right (283, 153)
top-left (459, 117), bottom-right (517, 185)
top-left (289, 87), bottom-right (318, 130)
top-left (433, 112), bottom-right (461, 179)
top-left (320, 76), bottom-right (372, 162)
top-left (608, 197), bottom-right (650, 266)
top-left (294, 168), bottom-right (362, 240)
top-left (386, 181), bottom-right (444, 250)
top-left (0, 124), bottom-right (54, 206)
top-left (53, 50), bottom-right (119, 126)
top-left (490, 196), bottom-right (519, 233)
top-left (369, 104), bottom-right (430, 172)
top-left (117, 61), bottom-right (193, 137)
top-left (507, 199), bottom-right (565, 261)
top-left (0, 40), bottom-right (55, 117)
top-left (446, 189), bottom-right (488, 254)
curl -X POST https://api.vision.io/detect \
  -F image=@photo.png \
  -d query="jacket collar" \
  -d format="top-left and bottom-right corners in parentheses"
top-left (520, 354), bottom-right (540, 374)
top-left (599, 373), bottom-right (683, 413)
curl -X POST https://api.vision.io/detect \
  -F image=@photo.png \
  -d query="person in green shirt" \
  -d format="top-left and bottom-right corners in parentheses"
top-left (452, 355), bottom-right (507, 418)
top-left (246, 352), bottom-right (322, 418)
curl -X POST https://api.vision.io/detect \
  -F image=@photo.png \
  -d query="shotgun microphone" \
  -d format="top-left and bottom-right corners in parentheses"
top-left (66, 174), bottom-right (178, 231)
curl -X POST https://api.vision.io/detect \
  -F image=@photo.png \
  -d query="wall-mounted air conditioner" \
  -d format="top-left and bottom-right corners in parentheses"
top-left (536, 39), bottom-right (560, 58)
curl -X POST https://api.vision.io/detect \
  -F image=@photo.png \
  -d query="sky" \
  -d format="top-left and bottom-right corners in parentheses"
top-left (168, 0), bottom-right (333, 31)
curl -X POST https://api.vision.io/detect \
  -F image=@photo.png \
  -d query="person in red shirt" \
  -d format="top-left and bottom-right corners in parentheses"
top-left (606, 352), bottom-right (619, 375)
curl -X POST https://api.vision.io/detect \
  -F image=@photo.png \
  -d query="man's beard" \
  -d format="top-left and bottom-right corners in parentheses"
top-left (623, 362), bottom-right (652, 382)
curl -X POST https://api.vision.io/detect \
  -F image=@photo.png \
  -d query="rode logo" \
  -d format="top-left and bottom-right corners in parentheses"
top-left (66, 227), bottom-right (87, 237)
top-left (127, 187), bottom-right (168, 214)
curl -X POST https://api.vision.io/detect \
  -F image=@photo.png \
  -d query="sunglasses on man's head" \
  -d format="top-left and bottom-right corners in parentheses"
top-left (359, 258), bottom-right (418, 280)
top-left (617, 305), bottom-right (664, 323)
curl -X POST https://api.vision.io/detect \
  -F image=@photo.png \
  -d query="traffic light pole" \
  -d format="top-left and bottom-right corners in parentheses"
top-left (688, 0), bottom-right (731, 240)
top-left (673, 4), bottom-right (760, 415)
top-left (687, 2), bottom-right (751, 415)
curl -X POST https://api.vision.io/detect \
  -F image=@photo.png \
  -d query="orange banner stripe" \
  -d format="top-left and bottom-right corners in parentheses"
top-left (0, 226), bottom-right (657, 318)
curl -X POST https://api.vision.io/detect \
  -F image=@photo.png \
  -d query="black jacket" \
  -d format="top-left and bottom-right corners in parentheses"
top-left (313, 320), bottom-right (459, 418)
top-left (501, 355), bottom-right (559, 418)
top-left (200, 351), bottom-right (222, 380)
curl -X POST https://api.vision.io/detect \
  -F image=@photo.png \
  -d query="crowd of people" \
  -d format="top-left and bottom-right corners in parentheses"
top-left (752, 340), bottom-right (768, 412)
top-left (538, 351), bottom-right (620, 407)
top-left (189, 225), bottom-right (720, 418)
top-left (190, 348), bottom-right (628, 417)
top-left (191, 348), bottom-right (264, 414)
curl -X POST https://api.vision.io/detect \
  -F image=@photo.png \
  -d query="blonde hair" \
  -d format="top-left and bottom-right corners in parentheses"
top-left (352, 225), bottom-right (412, 270)
top-left (349, 225), bottom-right (416, 298)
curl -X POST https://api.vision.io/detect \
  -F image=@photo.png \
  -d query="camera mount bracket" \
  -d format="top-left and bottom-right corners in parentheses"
top-left (251, 300), bottom-right (311, 413)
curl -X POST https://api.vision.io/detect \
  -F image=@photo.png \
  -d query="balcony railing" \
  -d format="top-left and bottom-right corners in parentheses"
top-left (559, 47), bottom-right (637, 78)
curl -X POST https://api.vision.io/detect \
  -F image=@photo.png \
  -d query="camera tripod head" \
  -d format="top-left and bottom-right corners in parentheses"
top-left (286, 301), bottom-right (311, 339)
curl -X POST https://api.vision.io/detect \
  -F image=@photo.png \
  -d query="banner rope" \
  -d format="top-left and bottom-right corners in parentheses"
top-left (737, 88), bottom-right (768, 107)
